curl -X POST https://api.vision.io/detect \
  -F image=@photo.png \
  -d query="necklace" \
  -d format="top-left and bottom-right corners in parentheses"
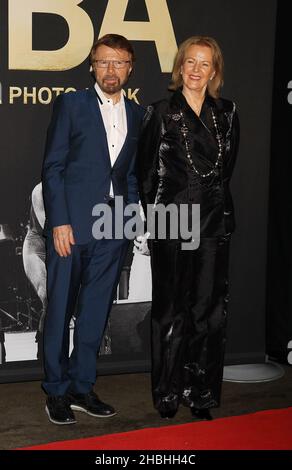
top-left (191, 102), bottom-right (201, 116)
top-left (179, 109), bottom-right (223, 178)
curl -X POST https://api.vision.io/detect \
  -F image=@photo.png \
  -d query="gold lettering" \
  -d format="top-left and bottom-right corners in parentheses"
top-left (8, 86), bottom-right (142, 105)
top-left (126, 88), bottom-right (140, 103)
top-left (38, 87), bottom-right (52, 105)
top-left (23, 87), bottom-right (37, 104)
top-left (9, 0), bottom-right (94, 71)
top-left (100, 0), bottom-right (177, 72)
top-left (9, 86), bottom-right (22, 104)
top-left (52, 87), bottom-right (65, 97)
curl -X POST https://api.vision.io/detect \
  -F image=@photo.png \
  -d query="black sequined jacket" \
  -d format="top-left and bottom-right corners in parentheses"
top-left (136, 90), bottom-right (240, 237)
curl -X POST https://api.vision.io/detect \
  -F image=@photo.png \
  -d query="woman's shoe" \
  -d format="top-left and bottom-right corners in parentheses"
top-left (191, 408), bottom-right (213, 420)
top-left (159, 409), bottom-right (177, 419)
top-left (157, 392), bottom-right (178, 419)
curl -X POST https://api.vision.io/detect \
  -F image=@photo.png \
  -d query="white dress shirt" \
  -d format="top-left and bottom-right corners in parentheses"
top-left (94, 82), bottom-right (127, 196)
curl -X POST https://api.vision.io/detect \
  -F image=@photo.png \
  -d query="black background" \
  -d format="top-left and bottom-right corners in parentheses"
top-left (266, 1), bottom-right (292, 361)
top-left (0, 0), bottom-right (277, 380)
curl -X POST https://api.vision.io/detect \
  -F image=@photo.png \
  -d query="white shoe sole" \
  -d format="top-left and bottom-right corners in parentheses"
top-left (45, 405), bottom-right (77, 425)
top-left (70, 404), bottom-right (117, 418)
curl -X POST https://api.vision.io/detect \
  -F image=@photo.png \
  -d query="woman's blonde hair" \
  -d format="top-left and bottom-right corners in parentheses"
top-left (169, 36), bottom-right (224, 98)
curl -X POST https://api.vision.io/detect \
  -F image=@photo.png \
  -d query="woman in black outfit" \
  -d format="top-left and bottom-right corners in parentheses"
top-left (137, 36), bottom-right (240, 419)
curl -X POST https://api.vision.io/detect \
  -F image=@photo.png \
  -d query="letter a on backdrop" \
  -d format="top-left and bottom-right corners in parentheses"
top-left (100, 0), bottom-right (177, 72)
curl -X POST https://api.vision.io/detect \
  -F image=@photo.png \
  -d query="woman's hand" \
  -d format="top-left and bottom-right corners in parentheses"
top-left (133, 232), bottom-right (150, 256)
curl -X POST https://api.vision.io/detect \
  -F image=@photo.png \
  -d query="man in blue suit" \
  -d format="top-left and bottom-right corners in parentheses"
top-left (42, 34), bottom-right (144, 425)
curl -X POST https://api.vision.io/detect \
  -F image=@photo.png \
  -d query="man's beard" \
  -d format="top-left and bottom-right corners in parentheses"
top-left (99, 75), bottom-right (123, 95)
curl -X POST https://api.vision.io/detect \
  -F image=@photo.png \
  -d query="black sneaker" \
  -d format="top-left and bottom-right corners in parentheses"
top-left (45, 395), bottom-right (77, 425)
top-left (68, 390), bottom-right (116, 418)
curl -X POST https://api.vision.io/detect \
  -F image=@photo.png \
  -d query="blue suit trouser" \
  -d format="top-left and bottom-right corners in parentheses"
top-left (42, 236), bottom-right (128, 396)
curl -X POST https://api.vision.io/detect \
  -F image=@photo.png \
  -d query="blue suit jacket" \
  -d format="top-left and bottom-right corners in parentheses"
top-left (42, 87), bottom-right (144, 244)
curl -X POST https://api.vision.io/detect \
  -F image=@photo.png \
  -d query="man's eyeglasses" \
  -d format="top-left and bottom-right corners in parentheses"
top-left (92, 59), bottom-right (131, 69)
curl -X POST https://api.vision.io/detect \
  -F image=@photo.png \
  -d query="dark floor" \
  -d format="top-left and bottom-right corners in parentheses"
top-left (0, 363), bottom-right (292, 450)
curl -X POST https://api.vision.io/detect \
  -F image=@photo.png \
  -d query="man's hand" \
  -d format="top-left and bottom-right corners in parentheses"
top-left (53, 224), bottom-right (75, 257)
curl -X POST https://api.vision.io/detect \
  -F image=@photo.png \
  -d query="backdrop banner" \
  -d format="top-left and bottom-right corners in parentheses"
top-left (266, 0), bottom-right (292, 365)
top-left (0, 0), bottom-right (277, 381)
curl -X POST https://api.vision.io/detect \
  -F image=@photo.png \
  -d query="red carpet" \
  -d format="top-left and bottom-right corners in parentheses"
top-left (21, 407), bottom-right (292, 450)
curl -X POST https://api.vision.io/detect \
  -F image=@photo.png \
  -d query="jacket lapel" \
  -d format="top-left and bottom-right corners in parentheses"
top-left (87, 87), bottom-right (111, 168)
top-left (171, 91), bottom-right (220, 164)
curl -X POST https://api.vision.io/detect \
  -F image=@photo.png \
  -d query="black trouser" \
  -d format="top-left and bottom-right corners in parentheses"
top-left (150, 236), bottom-right (230, 414)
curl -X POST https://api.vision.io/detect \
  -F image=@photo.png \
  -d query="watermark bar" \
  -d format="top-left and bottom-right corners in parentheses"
top-left (92, 196), bottom-right (200, 251)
